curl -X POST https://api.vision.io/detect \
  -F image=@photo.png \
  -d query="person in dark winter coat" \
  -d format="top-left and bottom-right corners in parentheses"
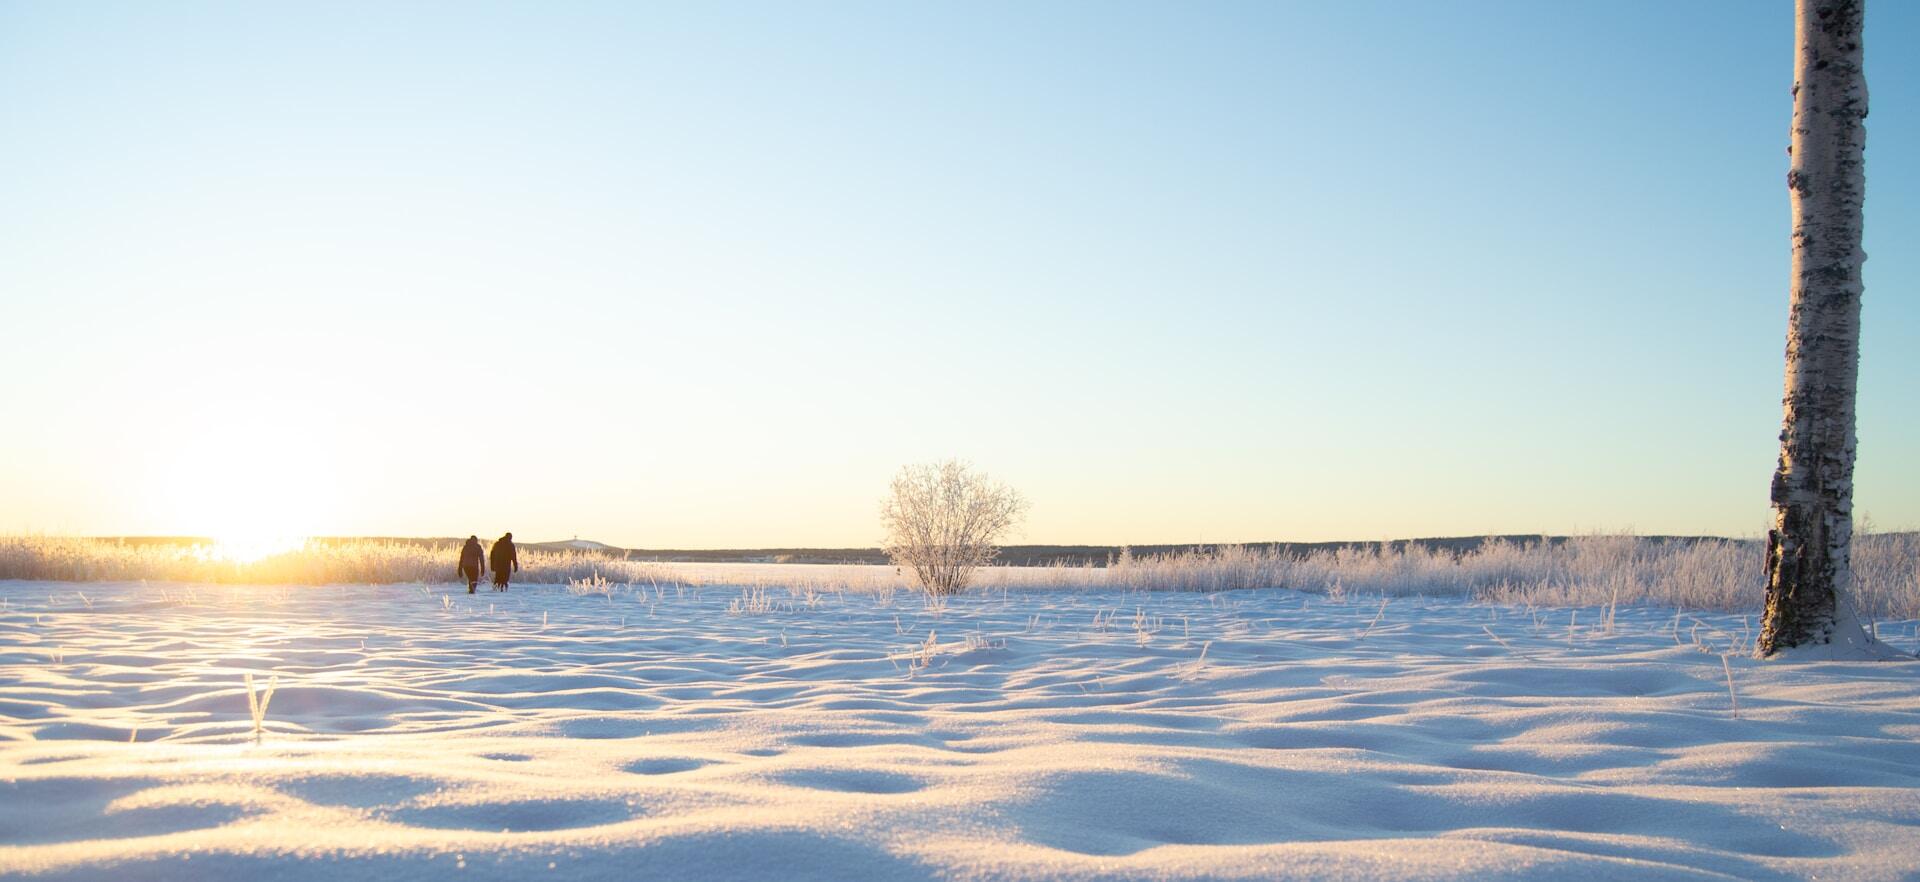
top-left (489, 532), bottom-right (518, 591)
top-left (457, 536), bottom-right (485, 594)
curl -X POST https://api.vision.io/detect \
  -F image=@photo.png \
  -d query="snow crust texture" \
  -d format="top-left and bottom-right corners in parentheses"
top-left (2, 581), bottom-right (1919, 881)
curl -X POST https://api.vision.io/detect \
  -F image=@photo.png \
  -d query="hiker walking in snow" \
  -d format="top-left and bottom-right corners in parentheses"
top-left (489, 532), bottom-right (519, 591)
top-left (457, 535), bottom-right (486, 594)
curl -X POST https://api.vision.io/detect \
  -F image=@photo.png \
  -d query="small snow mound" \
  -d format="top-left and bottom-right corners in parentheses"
top-left (1764, 610), bottom-right (1917, 661)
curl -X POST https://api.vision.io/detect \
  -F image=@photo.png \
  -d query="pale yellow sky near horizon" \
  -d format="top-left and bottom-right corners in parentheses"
top-left (4, 4), bottom-right (1917, 548)
top-left (1, 438), bottom-right (1803, 549)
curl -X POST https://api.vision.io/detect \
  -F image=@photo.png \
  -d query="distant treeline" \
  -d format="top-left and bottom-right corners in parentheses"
top-left (86, 534), bottom-right (1751, 567)
top-left (997, 536), bottom-right (1749, 567)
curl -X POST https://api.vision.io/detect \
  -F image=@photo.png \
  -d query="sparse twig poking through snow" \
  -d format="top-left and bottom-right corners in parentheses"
top-left (900, 629), bottom-right (939, 675)
top-left (889, 629), bottom-right (943, 676)
top-left (245, 672), bottom-right (278, 741)
top-left (1721, 655), bottom-right (1740, 720)
top-left (1132, 607), bottom-right (1156, 646)
top-left (1482, 626), bottom-right (1538, 662)
top-left (1181, 640), bottom-right (1213, 680)
top-left (1359, 599), bottom-right (1388, 640)
top-left (962, 631), bottom-right (1004, 652)
top-left (728, 587), bottom-right (775, 616)
top-left (568, 571), bottom-right (615, 599)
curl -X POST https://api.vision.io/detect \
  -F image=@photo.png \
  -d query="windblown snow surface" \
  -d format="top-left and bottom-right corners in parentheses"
top-left (2, 580), bottom-right (1919, 881)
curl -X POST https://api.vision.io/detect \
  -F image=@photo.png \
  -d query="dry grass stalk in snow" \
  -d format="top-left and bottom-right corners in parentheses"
top-left (1721, 655), bottom-right (1741, 720)
top-left (244, 672), bottom-right (278, 740)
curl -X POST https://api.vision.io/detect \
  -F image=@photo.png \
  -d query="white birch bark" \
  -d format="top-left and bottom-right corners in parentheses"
top-left (1759, 0), bottom-right (1880, 657)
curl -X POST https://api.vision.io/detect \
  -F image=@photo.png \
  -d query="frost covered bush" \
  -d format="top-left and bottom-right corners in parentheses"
top-left (880, 460), bottom-right (1027, 595)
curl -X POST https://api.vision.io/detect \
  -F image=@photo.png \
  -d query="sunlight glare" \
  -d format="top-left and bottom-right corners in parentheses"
top-left (145, 420), bottom-right (345, 552)
top-left (203, 534), bottom-right (310, 563)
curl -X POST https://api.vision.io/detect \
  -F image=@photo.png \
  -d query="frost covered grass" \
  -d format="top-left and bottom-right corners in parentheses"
top-left (244, 672), bottom-right (278, 740)
top-left (1096, 533), bottom-right (1920, 618)
top-left (0, 536), bottom-right (688, 587)
top-left (2, 580), bottom-right (1918, 880)
top-left (5, 532), bottom-right (1919, 617)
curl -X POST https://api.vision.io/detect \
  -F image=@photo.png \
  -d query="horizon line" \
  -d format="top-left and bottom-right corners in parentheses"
top-left (22, 531), bottom-right (1790, 552)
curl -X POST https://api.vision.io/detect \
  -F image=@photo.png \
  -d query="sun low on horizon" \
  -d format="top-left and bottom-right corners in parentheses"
top-left (121, 417), bottom-right (345, 559)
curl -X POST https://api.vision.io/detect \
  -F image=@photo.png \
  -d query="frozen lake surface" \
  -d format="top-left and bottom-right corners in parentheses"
top-left (2, 579), bottom-right (1918, 880)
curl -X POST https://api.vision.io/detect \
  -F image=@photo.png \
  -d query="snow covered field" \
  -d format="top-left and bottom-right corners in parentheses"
top-left (3, 579), bottom-right (1919, 881)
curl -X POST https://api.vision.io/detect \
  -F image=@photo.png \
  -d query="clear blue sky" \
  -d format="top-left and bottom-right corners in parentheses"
top-left (1, 1), bottom-right (1914, 547)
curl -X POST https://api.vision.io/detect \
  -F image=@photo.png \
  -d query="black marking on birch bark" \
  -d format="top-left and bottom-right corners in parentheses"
top-left (1760, 0), bottom-right (1867, 656)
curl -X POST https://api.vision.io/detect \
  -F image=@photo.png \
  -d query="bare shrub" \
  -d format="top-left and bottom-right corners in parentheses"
top-left (880, 460), bottom-right (1027, 596)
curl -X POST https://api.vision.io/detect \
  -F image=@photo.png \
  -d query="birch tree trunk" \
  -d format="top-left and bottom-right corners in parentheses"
top-left (1759, 0), bottom-right (1872, 656)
